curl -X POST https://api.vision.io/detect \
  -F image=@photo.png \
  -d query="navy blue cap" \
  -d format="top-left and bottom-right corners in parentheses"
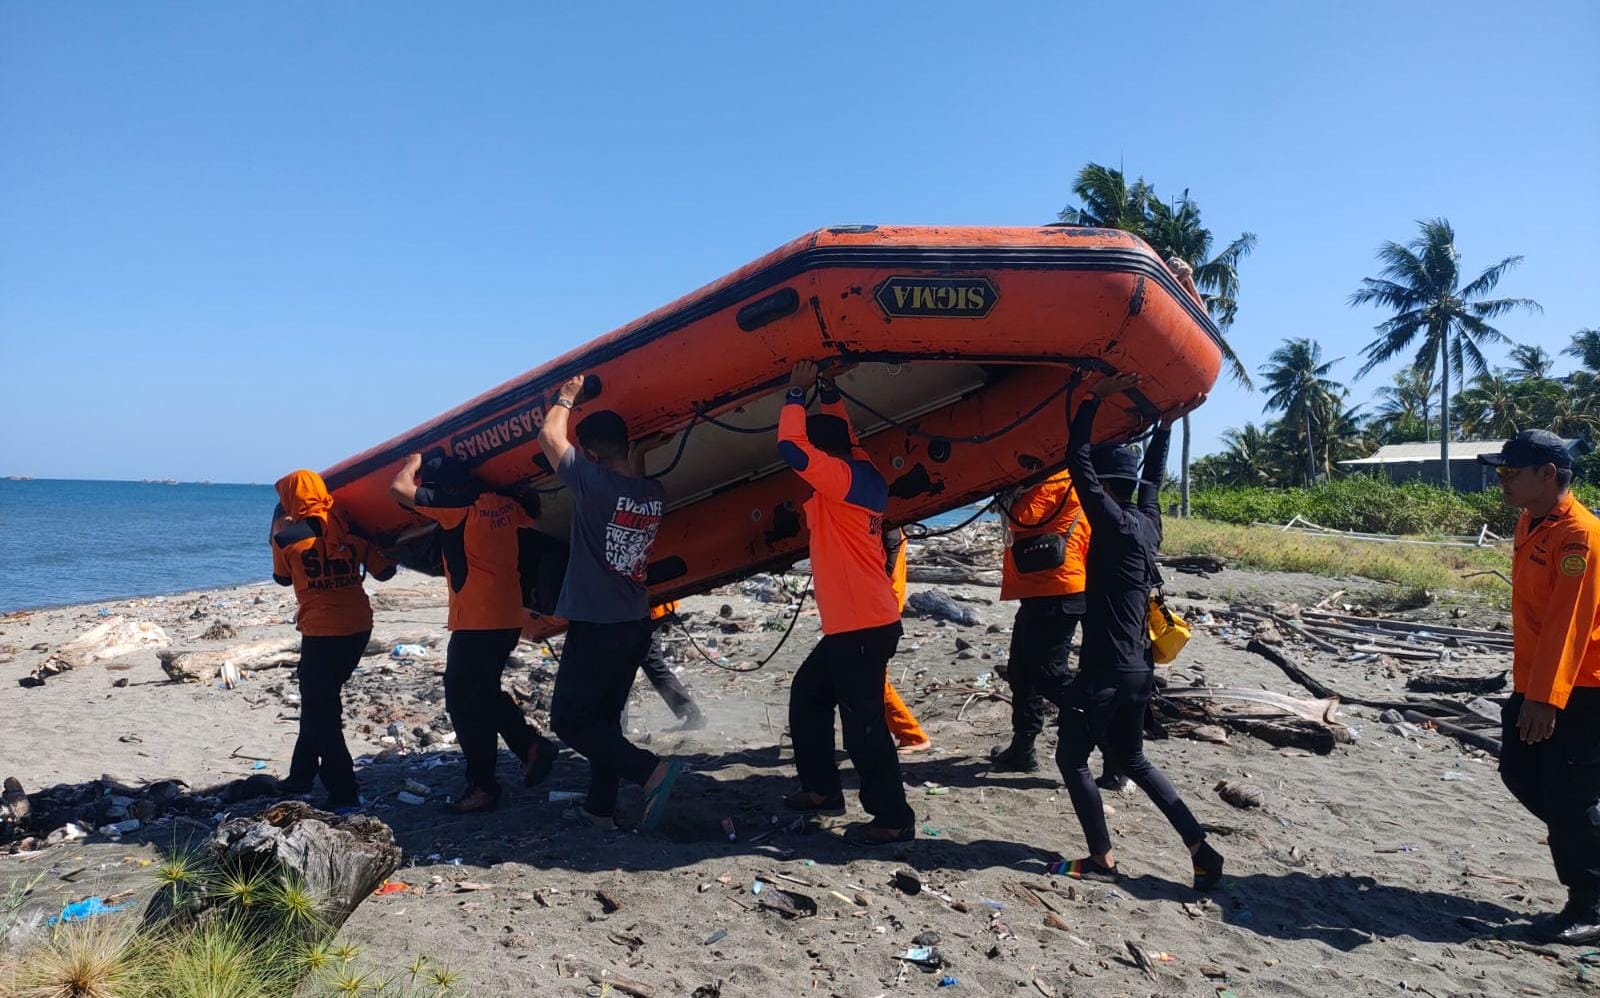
top-left (1478, 429), bottom-right (1572, 470)
top-left (1092, 444), bottom-right (1141, 482)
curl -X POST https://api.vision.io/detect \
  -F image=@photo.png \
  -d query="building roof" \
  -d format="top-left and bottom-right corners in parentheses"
top-left (1339, 438), bottom-right (1583, 466)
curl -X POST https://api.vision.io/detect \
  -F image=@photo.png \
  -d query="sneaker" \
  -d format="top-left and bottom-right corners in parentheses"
top-left (522, 736), bottom-right (557, 788)
top-left (782, 790), bottom-right (846, 815)
top-left (1096, 772), bottom-right (1132, 793)
top-left (989, 745), bottom-right (1039, 773)
top-left (448, 786), bottom-right (500, 815)
top-left (1541, 901), bottom-right (1600, 945)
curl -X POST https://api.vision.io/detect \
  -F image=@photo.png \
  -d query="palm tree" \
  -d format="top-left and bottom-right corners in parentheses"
top-left (1370, 366), bottom-right (1438, 443)
top-left (1260, 337), bottom-right (1345, 485)
top-left (1565, 328), bottom-right (1600, 372)
top-left (1456, 371), bottom-right (1532, 439)
top-left (1507, 343), bottom-right (1554, 380)
top-left (1057, 162), bottom-right (1154, 233)
top-left (1349, 218), bottom-right (1541, 485)
top-left (1314, 393), bottom-right (1372, 476)
top-left (1214, 423), bottom-right (1275, 485)
top-left (1061, 164), bottom-right (1257, 514)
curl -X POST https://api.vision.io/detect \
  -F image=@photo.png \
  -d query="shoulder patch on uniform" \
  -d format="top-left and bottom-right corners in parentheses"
top-left (1561, 552), bottom-right (1589, 576)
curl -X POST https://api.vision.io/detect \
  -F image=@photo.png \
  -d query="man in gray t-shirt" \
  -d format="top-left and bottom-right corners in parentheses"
top-left (537, 375), bottom-right (682, 832)
top-left (554, 445), bottom-right (664, 623)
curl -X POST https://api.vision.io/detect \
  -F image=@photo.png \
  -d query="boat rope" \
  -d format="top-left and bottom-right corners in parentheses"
top-left (668, 576), bottom-right (812, 673)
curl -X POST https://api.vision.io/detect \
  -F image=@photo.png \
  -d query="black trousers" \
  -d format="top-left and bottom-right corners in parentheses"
top-left (288, 631), bottom-right (369, 801)
top-left (1501, 689), bottom-right (1600, 907)
top-left (551, 619), bottom-right (661, 818)
top-left (639, 619), bottom-right (697, 719)
top-left (445, 628), bottom-right (542, 795)
top-left (1057, 667), bottom-right (1205, 856)
top-left (789, 621), bottom-right (915, 828)
top-left (1004, 596), bottom-right (1082, 749)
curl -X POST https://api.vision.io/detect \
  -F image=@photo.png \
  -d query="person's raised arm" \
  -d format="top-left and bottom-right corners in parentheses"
top-left (1139, 418), bottom-right (1173, 516)
top-left (389, 453), bottom-right (423, 510)
top-left (777, 360), bottom-right (856, 501)
top-left (1063, 372), bottom-right (1144, 533)
top-left (816, 375), bottom-right (864, 453)
top-left (538, 375), bottom-right (586, 472)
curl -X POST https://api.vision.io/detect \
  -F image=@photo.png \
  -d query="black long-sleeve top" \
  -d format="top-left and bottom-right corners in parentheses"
top-left (1062, 396), bottom-right (1171, 674)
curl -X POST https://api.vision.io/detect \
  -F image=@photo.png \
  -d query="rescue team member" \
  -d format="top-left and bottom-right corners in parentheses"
top-left (1482, 430), bottom-right (1600, 945)
top-left (989, 469), bottom-right (1089, 773)
top-left (391, 454), bottom-right (557, 814)
top-left (1054, 373), bottom-right (1222, 890)
top-left (883, 528), bottom-right (931, 754)
top-left (270, 470), bottom-right (396, 810)
top-left (639, 602), bottom-right (707, 730)
top-left (778, 361), bottom-right (916, 846)
top-left (538, 374), bottom-right (682, 831)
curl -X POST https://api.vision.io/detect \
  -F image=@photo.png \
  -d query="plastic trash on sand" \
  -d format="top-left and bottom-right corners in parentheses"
top-left (49, 896), bottom-right (132, 924)
top-left (391, 644), bottom-right (429, 659)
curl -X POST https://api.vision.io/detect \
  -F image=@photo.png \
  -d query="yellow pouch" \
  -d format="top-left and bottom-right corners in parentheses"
top-left (1147, 595), bottom-right (1191, 665)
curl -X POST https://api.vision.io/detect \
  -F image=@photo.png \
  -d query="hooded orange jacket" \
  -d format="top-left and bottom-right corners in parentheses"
top-left (272, 470), bottom-right (395, 636)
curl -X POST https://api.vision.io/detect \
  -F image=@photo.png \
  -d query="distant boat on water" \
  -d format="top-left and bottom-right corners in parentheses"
top-left (3, 474), bottom-right (32, 481)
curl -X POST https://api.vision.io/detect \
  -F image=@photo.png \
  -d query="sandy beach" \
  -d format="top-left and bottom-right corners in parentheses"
top-left (0, 536), bottom-right (1584, 996)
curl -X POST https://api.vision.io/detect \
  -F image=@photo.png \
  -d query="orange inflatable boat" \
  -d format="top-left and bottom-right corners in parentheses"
top-left (319, 225), bottom-right (1221, 637)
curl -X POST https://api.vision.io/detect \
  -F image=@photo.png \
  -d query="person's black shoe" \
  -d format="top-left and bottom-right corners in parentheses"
top-left (782, 790), bottom-right (846, 815)
top-left (1541, 903), bottom-right (1600, 945)
top-left (273, 777), bottom-right (314, 797)
top-left (1096, 772), bottom-right (1132, 792)
top-left (679, 704), bottom-right (708, 731)
top-left (989, 745), bottom-right (1039, 773)
top-left (1192, 841), bottom-right (1225, 891)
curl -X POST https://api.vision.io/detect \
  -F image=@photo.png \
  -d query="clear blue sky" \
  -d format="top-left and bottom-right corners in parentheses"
top-left (3, 2), bottom-right (1596, 483)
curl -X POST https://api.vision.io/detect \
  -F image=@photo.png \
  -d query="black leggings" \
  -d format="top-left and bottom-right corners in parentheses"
top-left (1056, 668), bottom-right (1204, 856)
top-left (289, 631), bottom-right (369, 801)
top-left (445, 628), bottom-right (543, 795)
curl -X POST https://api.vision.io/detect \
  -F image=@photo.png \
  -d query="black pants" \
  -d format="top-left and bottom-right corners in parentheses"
top-left (639, 620), bottom-right (697, 719)
top-left (1057, 667), bottom-right (1204, 856)
top-left (1501, 689), bottom-right (1600, 907)
top-left (551, 619), bottom-right (660, 818)
top-left (288, 631), bottom-right (369, 801)
top-left (789, 622), bottom-right (914, 828)
top-left (1005, 596), bottom-right (1082, 750)
top-left (445, 628), bottom-right (542, 796)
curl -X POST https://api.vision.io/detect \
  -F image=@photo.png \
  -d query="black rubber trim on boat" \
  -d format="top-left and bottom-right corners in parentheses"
top-left (323, 243), bottom-right (1218, 490)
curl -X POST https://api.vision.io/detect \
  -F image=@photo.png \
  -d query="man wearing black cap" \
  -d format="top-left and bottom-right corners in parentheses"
top-left (1049, 372), bottom-right (1223, 891)
top-left (1481, 429), bottom-right (1600, 944)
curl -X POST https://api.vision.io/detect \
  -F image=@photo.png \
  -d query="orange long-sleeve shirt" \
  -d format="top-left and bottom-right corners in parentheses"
top-left (1512, 492), bottom-right (1600, 708)
top-left (1000, 470), bottom-right (1090, 600)
top-left (777, 387), bottom-right (901, 635)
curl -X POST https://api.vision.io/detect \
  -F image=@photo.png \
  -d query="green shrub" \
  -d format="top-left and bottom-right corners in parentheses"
top-left (1168, 476), bottom-right (1600, 537)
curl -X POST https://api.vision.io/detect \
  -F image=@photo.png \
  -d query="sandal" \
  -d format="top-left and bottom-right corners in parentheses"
top-left (639, 759), bottom-right (683, 831)
top-left (1048, 856), bottom-right (1121, 883)
top-left (448, 786), bottom-right (500, 815)
top-left (782, 790), bottom-right (846, 816)
top-left (843, 822), bottom-right (915, 847)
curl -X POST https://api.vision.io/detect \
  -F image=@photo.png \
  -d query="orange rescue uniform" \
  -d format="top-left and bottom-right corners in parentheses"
top-left (1512, 492), bottom-right (1600, 708)
top-left (1000, 470), bottom-right (1089, 601)
top-left (777, 396), bottom-right (900, 635)
top-left (413, 490), bottom-right (535, 632)
top-left (272, 470), bottom-right (395, 636)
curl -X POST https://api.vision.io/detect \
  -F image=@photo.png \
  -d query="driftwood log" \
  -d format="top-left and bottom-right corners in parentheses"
top-left (159, 638), bottom-right (301, 683)
top-left (1402, 710), bottom-right (1503, 756)
top-left (23, 618), bottom-right (173, 686)
top-left (903, 565), bottom-right (1003, 586)
top-left (147, 801), bottom-right (399, 931)
top-left (1406, 672), bottom-right (1508, 695)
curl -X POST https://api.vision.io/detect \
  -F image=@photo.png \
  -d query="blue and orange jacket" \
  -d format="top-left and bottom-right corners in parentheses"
top-left (778, 383), bottom-right (902, 635)
top-left (272, 470), bottom-right (395, 636)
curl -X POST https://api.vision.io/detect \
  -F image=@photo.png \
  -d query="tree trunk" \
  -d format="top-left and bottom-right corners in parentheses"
top-left (1180, 415), bottom-right (1192, 517)
top-left (1303, 409), bottom-right (1316, 485)
top-left (1439, 331), bottom-right (1452, 489)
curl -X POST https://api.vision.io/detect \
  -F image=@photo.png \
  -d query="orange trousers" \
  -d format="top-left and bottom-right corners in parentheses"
top-left (884, 681), bottom-right (927, 747)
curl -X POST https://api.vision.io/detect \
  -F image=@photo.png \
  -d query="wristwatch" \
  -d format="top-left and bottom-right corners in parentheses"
top-left (554, 398), bottom-right (575, 409)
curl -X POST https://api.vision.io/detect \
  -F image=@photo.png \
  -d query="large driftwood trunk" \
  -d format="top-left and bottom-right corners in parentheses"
top-left (158, 638), bottom-right (301, 682)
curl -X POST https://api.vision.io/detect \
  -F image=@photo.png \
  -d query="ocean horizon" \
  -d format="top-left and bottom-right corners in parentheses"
top-left (0, 479), bottom-right (993, 612)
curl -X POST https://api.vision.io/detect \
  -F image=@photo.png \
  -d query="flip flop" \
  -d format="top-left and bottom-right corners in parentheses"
top-left (639, 759), bottom-right (683, 831)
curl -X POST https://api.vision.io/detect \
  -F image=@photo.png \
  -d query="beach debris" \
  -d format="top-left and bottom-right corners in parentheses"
top-left (26, 618), bottom-right (172, 685)
top-left (1043, 912), bottom-right (1070, 931)
top-left (1405, 671), bottom-right (1508, 695)
top-left (390, 643), bottom-right (430, 660)
top-left (912, 931), bottom-right (941, 946)
top-left (898, 946), bottom-right (943, 969)
top-left (49, 895), bottom-right (133, 925)
top-left (1, 777), bottom-right (31, 841)
top-left (372, 881), bottom-right (409, 896)
top-left (720, 816), bottom-right (736, 840)
top-left (159, 637), bottom-right (299, 683)
top-left (396, 792), bottom-right (427, 805)
top-left (219, 662), bottom-right (242, 689)
top-left (905, 591), bottom-right (980, 626)
top-left (892, 869), bottom-right (922, 895)
top-left (1214, 781), bottom-right (1264, 809)
top-left (148, 801), bottom-right (400, 931)
top-left (703, 928), bottom-right (726, 946)
top-left (559, 956), bottom-right (657, 998)
top-left (549, 790), bottom-right (584, 803)
top-left (596, 889), bottom-right (624, 914)
top-left (937, 975), bottom-right (959, 987)
top-left (200, 620), bottom-right (236, 641)
top-left (1124, 940), bottom-right (1159, 979)
top-left (756, 886), bottom-right (817, 919)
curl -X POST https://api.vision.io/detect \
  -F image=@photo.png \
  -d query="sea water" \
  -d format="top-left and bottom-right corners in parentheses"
top-left (0, 479), bottom-right (277, 611)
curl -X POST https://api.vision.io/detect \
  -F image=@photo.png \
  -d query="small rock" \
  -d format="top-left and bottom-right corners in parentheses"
top-left (1215, 780), bottom-right (1264, 809)
top-left (954, 638), bottom-right (973, 652)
